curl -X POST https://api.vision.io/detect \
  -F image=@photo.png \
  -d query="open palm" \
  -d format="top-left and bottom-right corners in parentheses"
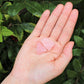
top-left (10, 2), bottom-right (78, 84)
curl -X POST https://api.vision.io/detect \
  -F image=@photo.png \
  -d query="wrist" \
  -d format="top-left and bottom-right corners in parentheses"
top-left (1, 72), bottom-right (36, 84)
top-left (1, 73), bottom-right (20, 84)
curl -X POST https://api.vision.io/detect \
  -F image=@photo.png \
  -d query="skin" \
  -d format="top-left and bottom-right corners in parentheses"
top-left (1, 2), bottom-right (79, 84)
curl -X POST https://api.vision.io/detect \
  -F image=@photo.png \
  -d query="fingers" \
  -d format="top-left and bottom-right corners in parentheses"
top-left (30, 10), bottom-right (50, 37)
top-left (40, 4), bottom-right (64, 37)
top-left (58, 9), bottom-right (79, 46)
top-left (54, 41), bottom-right (74, 76)
top-left (50, 2), bottom-right (73, 40)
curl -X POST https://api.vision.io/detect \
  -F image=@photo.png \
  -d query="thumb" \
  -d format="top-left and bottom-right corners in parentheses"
top-left (54, 41), bottom-right (74, 76)
top-left (63, 41), bottom-right (74, 58)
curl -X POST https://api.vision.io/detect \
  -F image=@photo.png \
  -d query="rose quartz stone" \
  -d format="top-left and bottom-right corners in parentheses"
top-left (41, 38), bottom-right (55, 51)
top-left (36, 38), bottom-right (55, 54)
top-left (36, 42), bottom-right (47, 54)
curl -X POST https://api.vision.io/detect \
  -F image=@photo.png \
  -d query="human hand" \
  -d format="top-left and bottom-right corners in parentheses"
top-left (2, 2), bottom-right (78, 84)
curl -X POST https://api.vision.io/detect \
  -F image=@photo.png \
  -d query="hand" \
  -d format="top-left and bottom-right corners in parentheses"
top-left (2, 2), bottom-right (78, 84)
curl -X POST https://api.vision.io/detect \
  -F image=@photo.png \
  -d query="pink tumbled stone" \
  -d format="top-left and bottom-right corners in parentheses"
top-left (41, 38), bottom-right (55, 51)
top-left (36, 42), bottom-right (47, 54)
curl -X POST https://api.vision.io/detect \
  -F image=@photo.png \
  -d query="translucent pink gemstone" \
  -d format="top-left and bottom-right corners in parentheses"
top-left (36, 42), bottom-right (47, 54)
top-left (41, 38), bottom-right (55, 51)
